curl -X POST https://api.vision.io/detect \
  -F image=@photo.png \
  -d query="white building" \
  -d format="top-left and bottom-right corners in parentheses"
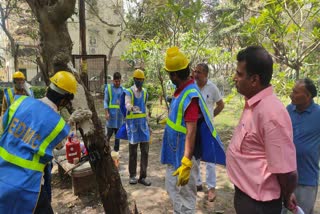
top-left (0, 0), bottom-right (130, 84)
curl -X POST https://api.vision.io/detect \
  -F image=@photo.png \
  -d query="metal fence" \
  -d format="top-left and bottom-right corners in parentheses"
top-left (72, 55), bottom-right (107, 93)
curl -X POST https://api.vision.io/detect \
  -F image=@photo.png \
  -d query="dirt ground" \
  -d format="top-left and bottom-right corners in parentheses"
top-left (51, 126), bottom-right (320, 214)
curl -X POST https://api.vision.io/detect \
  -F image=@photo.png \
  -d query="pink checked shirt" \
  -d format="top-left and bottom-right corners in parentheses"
top-left (226, 86), bottom-right (297, 201)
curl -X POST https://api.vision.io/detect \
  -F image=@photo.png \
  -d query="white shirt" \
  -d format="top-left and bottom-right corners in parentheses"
top-left (39, 97), bottom-right (58, 112)
top-left (197, 80), bottom-right (222, 120)
top-left (125, 85), bottom-right (143, 110)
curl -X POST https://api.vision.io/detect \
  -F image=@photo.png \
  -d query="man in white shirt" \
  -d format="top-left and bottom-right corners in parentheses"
top-left (194, 63), bottom-right (224, 202)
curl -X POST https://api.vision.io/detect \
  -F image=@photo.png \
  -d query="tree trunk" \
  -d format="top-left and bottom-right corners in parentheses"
top-left (295, 66), bottom-right (300, 80)
top-left (25, 0), bottom-right (130, 213)
top-left (13, 44), bottom-right (19, 72)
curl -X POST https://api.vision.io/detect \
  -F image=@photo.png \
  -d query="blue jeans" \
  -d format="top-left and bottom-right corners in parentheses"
top-left (196, 160), bottom-right (216, 189)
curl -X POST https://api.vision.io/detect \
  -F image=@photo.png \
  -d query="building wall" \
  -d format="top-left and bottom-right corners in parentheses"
top-left (0, 0), bottom-right (130, 84)
top-left (69, 0), bottom-right (130, 68)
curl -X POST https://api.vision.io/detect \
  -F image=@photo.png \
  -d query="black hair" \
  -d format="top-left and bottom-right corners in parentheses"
top-left (197, 63), bottom-right (209, 73)
top-left (237, 46), bottom-right (273, 86)
top-left (298, 78), bottom-right (317, 98)
top-left (113, 72), bottom-right (121, 80)
top-left (46, 87), bottom-right (74, 106)
top-left (171, 65), bottom-right (190, 80)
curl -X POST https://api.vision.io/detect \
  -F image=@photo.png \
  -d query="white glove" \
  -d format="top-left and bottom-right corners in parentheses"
top-left (131, 106), bottom-right (141, 113)
top-left (68, 108), bottom-right (94, 136)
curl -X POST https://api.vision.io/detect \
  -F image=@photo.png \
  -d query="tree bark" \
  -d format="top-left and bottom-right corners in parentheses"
top-left (25, 0), bottom-right (130, 213)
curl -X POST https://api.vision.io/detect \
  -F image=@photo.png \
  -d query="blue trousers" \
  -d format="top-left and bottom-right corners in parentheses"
top-left (43, 162), bottom-right (53, 202)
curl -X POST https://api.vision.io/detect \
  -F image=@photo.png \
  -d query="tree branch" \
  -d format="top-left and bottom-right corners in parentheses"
top-left (0, 2), bottom-right (16, 57)
top-left (48, 0), bottom-right (76, 24)
top-left (300, 41), bottom-right (320, 62)
top-left (190, 21), bottom-right (222, 64)
top-left (278, 0), bottom-right (300, 27)
top-left (85, 0), bottom-right (121, 27)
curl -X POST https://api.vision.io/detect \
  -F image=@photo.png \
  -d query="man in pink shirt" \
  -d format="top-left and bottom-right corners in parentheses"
top-left (226, 46), bottom-right (298, 214)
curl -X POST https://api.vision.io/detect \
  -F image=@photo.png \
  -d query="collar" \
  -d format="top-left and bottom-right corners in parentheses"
top-left (246, 86), bottom-right (273, 107)
top-left (112, 84), bottom-right (121, 89)
top-left (174, 78), bottom-right (194, 97)
top-left (39, 97), bottom-right (58, 112)
top-left (132, 84), bottom-right (142, 92)
top-left (292, 100), bottom-right (315, 113)
top-left (14, 88), bottom-right (27, 95)
top-left (195, 79), bottom-right (208, 90)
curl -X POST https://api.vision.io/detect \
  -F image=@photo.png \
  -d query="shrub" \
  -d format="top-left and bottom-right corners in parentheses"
top-left (31, 86), bottom-right (47, 98)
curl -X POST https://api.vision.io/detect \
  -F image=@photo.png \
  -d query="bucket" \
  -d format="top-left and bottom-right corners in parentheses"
top-left (111, 151), bottom-right (120, 169)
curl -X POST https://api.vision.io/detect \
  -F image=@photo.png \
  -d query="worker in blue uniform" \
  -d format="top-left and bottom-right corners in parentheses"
top-left (104, 72), bottom-right (124, 152)
top-left (125, 69), bottom-right (151, 186)
top-left (1, 71), bottom-right (34, 116)
top-left (0, 71), bottom-right (77, 214)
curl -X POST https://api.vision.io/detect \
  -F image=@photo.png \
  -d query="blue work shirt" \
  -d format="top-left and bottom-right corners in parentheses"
top-left (287, 100), bottom-right (320, 186)
top-left (104, 84), bottom-right (124, 128)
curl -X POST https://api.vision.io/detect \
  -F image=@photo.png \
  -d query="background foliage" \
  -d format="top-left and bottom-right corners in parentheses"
top-left (122, 0), bottom-right (320, 100)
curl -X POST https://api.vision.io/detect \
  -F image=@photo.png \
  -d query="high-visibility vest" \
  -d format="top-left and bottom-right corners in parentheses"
top-left (3, 88), bottom-right (15, 107)
top-left (4, 87), bottom-right (34, 107)
top-left (105, 84), bottom-right (124, 129)
top-left (125, 87), bottom-right (147, 120)
top-left (161, 83), bottom-right (226, 169)
top-left (107, 84), bottom-right (120, 109)
top-left (0, 96), bottom-right (70, 214)
top-left (122, 87), bottom-right (150, 143)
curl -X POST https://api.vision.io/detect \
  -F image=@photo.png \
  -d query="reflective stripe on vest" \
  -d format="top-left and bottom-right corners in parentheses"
top-left (166, 88), bottom-right (217, 138)
top-left (33, 118), bottom-right (66, 163)
top-left (108, 84), bottom-right (120, 109)
top-left (197, 92), bottom-right (217, 138)
top-left (6, 88), bottom-right (14, 106)
top-left (126, 88), bottom-right (147, 119)
top-left (0, 96), bottom-right (68, 172)
top-left (0, 96), bottom-right (46, 172)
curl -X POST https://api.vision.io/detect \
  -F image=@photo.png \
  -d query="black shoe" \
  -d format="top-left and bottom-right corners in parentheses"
top-left (197, 185), bottom-right (203, 192)
top-left (138, 178), bottom-right (151, 186)
top-left (129, 177), bottom-right (138, 185)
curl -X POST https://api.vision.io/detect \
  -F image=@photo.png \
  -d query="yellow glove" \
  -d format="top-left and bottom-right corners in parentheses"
top-left (172, 156), bottom-right (193, 186)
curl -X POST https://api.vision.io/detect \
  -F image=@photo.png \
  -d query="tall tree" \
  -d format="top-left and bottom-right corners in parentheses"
top-left (125, 0), bottom-right (203, 45)
top-left (242, 0), bottom-right (320, 79)
top-left (0, 0), bottom-right (20, 71)
top-left (24, 0), bottom-right (130, 213)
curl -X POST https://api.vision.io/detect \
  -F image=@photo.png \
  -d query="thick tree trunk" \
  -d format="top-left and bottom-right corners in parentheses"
top-left (25, 0), bottom-right (130, 213)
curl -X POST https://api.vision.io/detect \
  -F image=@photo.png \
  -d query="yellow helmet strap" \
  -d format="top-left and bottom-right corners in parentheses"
top-left (47, 84), bottom-right (74, 108)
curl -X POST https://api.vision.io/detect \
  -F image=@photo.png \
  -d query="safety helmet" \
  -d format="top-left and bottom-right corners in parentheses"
top-left (13, 71), bottom-right (26, 80)
top-left (133, 69), bottom-right (145, 79)
top-left (49, 71), bottom-right (77, 94)
top-left (164, 46), bottom-right (189, 72)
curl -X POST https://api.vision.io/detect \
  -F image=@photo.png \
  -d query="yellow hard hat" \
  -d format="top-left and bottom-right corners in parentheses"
top-left (50, 71), bottom-right (77, 94)
top-left (133, 69), bottom-right (145, 79)
top-left (13, 71), bottom-right (25, 80)
top-left (164, 46), bottom-right (189, 72)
